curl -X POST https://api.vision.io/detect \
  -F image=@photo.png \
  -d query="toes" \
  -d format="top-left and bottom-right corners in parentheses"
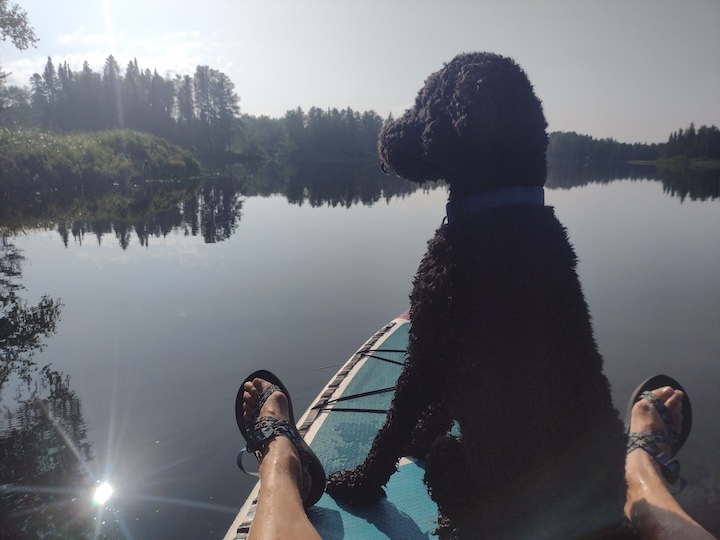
top-left (665, 389), bottom-right (684, 412)
top-left (652, 385), bottom-right (674, 401)
top-left (630, 386), bottom-right (682, 432)
top-left (242, 379), bottom-right (266, 425)
top-left (252, 377), bottom-right (268, 393)
top-left (665, 389), bottom-right (684, 431)
top-left (242, 379), bottom-right (266, 405)
top-left (245, 379), bottom-right (262, 397)
top-left (635, 386), bottom-right (684, 436)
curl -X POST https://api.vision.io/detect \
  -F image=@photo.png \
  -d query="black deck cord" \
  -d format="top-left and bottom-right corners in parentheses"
top-left (357, 348), bottom-right (406, 366)
top-left (311, 386), bottom-right (396, 411)
top-left (313, 347), bottom-right (406, 414)
top-left (314, 407), bottom-right (388, 414)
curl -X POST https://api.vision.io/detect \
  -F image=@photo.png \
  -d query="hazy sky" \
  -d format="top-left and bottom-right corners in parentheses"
top-left (2, 0), bottom-right (718, 143)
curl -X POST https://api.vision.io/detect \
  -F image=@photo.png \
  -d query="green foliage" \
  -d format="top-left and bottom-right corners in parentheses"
top-left (0, 128), bottom-right (200, 193)
top-left (90, 130), bottom-right (202, 178)
top-left (0, 84), bottom-right (30, 121)
top-left (0, 0), bottom-right (38, 51)
top-left (0, 0), bottom-right (38, 87)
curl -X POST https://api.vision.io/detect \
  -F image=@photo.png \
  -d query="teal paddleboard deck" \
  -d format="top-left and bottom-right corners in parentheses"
top-left (225, 314), bottom-right (439, 539)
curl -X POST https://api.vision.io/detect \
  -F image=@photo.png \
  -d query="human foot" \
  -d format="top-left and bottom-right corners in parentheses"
top-left (625, 374), bottom-right (692, 485)
top-left (242, 377), bottom-right (292, 440)
top-left (624, 379), bottom-right (715, 539)
top-left (627, 386), bottom-right (684, 468)
top-left (243, 377), bottom-right (305, 490)
top-left (235, 370), bottom-right (326, 508)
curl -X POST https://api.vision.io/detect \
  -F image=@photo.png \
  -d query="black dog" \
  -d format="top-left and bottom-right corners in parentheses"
top-left (326, 53), bottom-right (630, 539)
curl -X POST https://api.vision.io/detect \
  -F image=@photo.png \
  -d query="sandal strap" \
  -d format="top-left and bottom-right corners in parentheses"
top-left (639, 391), bottom-right (679, 446)
top-left (247, 416), bottom-right (294, 453)
top-left (247, 416), bottom-right (313, 500)
top-left (249, 384), bottom-right (282, 428)
top-left (628, 390), bottom-right (682, 485)
top-left (627, 431), bottom-right (681, 484)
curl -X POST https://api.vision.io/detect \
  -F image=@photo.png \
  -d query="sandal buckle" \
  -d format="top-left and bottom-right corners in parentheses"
top-left (247, 421), bottom-right (277, 453)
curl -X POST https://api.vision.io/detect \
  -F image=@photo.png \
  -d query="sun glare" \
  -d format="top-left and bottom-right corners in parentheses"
top-left (93, 482), bottom-right (114, 505)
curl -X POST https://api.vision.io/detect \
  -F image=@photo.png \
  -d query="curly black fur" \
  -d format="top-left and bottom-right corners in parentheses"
top-left (326, 52), bottom-right (631, 539)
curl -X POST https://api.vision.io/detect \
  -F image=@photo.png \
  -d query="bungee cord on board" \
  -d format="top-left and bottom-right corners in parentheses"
top-left (311, 348), bottom-right (405, 414)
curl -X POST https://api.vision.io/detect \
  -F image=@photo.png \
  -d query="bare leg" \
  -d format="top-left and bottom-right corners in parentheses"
top-left (243, 378), bottom-right (321, 540)
top-left (625, 385), bottom-right (716, 540)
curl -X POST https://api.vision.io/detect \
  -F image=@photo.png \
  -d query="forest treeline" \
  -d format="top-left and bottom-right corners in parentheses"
top-left (2, 55), bottom-right (719, 171)
top-left (548, 125), bottom-right (720, 166)
top-left (663, 123), bottom-right (720, 161)
top-left (547, 131), bottom-right (663, 163)
top-left (243, 107), bottom-right (387, 164)
top-left (1, 56), bottom-right (239, 155)
top-left (0, 55), bottom-right (390, 166)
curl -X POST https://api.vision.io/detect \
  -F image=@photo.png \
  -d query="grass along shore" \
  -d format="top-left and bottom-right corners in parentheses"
top-left (0, 128), bottom-right (201, 189)
top-left (629, 157), bottom-right (720, 170)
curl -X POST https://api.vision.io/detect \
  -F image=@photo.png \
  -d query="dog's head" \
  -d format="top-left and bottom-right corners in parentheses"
top-left (379, 52), bottom-right (548, 195)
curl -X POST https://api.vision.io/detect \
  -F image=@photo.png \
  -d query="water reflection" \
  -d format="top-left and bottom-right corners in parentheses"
top-left (2, 162), bottom-right (718, 251)
top-left (548, 161), bottom-right (720, 202)
top-left (0, 234), bottom-right (61, 383)
top-left (547, 161), bottom-right (657, 189)
top-left (659, 167), bottom-right (720, 202)
top-left (0, 367), bottom-right (96, 538)
top-left (0, 233), bottom-right (104, 537)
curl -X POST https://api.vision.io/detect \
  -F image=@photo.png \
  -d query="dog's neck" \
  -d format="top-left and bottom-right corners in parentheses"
top-left (445, 186), bottom-right (545, 223)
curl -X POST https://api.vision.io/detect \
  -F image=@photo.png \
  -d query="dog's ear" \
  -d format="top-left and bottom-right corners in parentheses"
top-left (378, 114), bottom-right (445, 184)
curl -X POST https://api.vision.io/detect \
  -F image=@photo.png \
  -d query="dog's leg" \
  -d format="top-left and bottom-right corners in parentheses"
top-left (404, 400), bottom-right (453, 460)
top-left (424, 435), bottom-right (469, 539)
top-left (326, 357), bottom-right (436, 505)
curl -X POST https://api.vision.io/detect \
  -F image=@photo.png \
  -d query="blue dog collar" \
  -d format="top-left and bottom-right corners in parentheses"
top-left (445, 186), bottom-right (544, 223)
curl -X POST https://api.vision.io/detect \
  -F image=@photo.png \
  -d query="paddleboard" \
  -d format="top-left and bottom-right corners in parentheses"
top-left (224, 313), bottom-right (439, 539)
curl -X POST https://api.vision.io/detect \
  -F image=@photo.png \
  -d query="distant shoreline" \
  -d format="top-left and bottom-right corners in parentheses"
top-left (629, 158), bottom-right (720, 170)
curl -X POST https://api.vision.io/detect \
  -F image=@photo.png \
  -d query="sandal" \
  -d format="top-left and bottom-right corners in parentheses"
top-left (235, 369), bottom-right (326, 508)
top-left (625, 374), bottom-right (692, 485)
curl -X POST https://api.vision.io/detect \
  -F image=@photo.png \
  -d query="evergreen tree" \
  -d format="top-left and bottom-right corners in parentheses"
top-left (210, 70), bottom-right (240, 151)
top-left (175, 74), bottom-right (195, 146)
top-left (29, 72), bottom-right (46, 127)
top-left (78, 61), bottom-right (103, 130)
top-left (193, 65), bottom-right (212, 151)
top-left (123, 58), bottom-right (142, 130)
top-left (102, 54), bottom-right (123, 128)
top-left (662, 123), bottom-right (720, 160)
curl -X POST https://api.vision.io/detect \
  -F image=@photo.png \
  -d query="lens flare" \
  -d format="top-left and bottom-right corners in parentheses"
top-left (93, 482), bottom-right (114, 505)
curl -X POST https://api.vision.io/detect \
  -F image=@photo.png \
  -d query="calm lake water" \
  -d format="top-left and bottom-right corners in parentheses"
top-left (2, 174), bottom-right (719, 538)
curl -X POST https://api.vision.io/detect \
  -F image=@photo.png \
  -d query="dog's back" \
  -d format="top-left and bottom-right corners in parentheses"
top-left (412, 205), bottom-right (628, 538)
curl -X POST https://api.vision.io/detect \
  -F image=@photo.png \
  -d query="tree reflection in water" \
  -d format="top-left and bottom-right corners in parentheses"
top-left (0, 367), bottom-right (95, 539)
top-left (1, 233), bottom-right (96, 538)
top-left (3, 161), bottom-right (718, 252)
top-left (1, 234), bottom-right (62, 383)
